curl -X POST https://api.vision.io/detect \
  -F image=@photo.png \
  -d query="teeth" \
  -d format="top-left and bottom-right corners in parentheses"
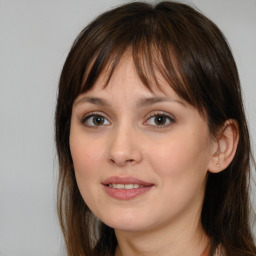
top-left (108, 184), bottom-right (142, 189)
top-left (115, 184), bottom-right (124, 189)
top-left (124, 184), bottom-right (133, 189)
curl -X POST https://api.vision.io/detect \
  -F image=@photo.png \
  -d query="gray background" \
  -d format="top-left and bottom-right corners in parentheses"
top-left (0, 0), bottom-right (255, 255)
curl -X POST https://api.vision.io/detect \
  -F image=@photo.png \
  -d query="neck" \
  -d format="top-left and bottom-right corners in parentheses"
top-left (114, 217), bottom-right (209, 256)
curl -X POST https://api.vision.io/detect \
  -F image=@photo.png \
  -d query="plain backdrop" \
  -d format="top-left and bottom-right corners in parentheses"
top-left (0, 0), bottom-right (255, 255)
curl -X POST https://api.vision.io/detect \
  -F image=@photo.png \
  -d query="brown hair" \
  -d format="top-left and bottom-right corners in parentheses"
top-left (55, 1), bottom-right (256, 255)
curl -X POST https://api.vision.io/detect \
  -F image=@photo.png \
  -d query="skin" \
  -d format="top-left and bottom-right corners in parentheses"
top-left (69, 55), bottom-right (219, 256)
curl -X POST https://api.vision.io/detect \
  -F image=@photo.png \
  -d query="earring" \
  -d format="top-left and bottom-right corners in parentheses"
top-left (216, 164), bottom-right (220, 167)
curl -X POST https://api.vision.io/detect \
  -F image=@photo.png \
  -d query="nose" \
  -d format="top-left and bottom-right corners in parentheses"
top-left (108, 125), bottom-right (143, 167)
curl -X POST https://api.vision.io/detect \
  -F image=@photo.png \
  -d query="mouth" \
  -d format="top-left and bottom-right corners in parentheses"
top-left (102, 176), bottom-right (154, 200)
top-left (107, 184), bottom-right (147, 189)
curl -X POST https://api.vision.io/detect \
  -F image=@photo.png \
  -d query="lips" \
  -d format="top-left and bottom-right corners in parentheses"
top-left (102, 176), bottom-right (154, 200)
top-left (102, 176), bottom-right (153, 186)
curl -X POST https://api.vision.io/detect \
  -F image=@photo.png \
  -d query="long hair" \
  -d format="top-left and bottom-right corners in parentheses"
top-left (55, 1), bottom-right (256, 255)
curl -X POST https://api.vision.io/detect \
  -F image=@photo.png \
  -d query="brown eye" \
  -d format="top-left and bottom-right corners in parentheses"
top-left (82, 114), bottom-right (110, 127)
top-left (145, 113), bottom-right (175, 127)
top-left (93, 116), bottom-right (105, 125)
top-left (154, 115), bottom-right (167, 125)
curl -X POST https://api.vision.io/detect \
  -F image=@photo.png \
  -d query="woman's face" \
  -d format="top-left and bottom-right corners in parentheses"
top-left (69, 55), bottom-right (214, 233)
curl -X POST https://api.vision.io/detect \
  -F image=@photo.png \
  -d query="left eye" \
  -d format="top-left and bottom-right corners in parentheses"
top-left (82, 115), bottom-right (110, 127)
top-left (146, 114), bottom-right (174, 126)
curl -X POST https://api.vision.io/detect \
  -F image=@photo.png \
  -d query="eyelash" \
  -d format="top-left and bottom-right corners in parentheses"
top-left (144, 111), bottom-right (175, 128)
top-left (80, 111), bottom-right (175, 128)
top-left (81, 112), bottom-right (110, 128)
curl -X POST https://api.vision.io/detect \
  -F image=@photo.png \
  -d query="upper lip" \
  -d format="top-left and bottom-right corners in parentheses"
top-left (102, 176), bottom-right (154, 186)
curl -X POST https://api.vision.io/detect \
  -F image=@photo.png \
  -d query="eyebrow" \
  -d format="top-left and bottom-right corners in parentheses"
top-left (74, 96), bottom-right (184, 107)
top-left (136, 96), bottom-right (184, 107)
top-left (74, 97), bottom-right (110, 107)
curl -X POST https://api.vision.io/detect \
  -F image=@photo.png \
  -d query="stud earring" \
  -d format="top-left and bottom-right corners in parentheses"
top-left (216, 164), bottom-right (220, 167)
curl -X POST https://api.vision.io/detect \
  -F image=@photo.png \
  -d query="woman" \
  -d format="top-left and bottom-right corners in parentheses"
top-left (55, 1), bottom-right (256, 255)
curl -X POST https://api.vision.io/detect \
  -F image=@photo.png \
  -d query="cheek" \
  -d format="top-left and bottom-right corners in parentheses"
top-left (147, 131), bottom-right (211, 181)
top-left (69, 129), bottom-right (105, 183)
top-left (69, 132), bottom-right (106, 211)
top-left (147, 132), bottom-right (210, 216)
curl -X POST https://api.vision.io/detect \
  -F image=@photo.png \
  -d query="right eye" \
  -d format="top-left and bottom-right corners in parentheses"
top-left (81, 114), bottom-right (110, 127)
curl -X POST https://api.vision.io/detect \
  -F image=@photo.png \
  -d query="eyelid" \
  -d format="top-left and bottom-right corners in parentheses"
top-left (146, 111), bottom-right (175, 120)
top-left (81, 111), bottom-right (111, 127)
top-left (144, 111), bottom-right (175, 127)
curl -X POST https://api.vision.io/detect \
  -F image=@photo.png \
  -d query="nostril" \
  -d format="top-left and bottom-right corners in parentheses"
top-left (108, 143), bottom-right (143, 166)
top-left (109, 157), bottom-right (136, 166)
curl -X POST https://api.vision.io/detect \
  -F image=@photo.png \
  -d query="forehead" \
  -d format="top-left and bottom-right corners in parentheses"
top-left (78, 53), bottom-right (184, 104)
top-left (82, 51), bottom-right (178, 94)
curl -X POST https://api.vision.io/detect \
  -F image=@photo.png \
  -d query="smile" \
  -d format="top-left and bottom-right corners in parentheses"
top-left (108, 184), bottom-right (143, 189)
top-left (102, 176), bottom-right (154, 200)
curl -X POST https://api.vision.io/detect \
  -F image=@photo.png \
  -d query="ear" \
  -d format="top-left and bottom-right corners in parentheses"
top-left (208, 119), bottom-right (239, 173)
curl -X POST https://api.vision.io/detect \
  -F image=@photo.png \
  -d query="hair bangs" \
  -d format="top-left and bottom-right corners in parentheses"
top-left (79, 24), bottom-right (203, 116)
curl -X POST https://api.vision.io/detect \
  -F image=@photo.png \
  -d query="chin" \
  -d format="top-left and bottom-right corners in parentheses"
top-left (99, 211), bottom-right (154, 232)
top-left (107, 221), bottom-right (147, 232)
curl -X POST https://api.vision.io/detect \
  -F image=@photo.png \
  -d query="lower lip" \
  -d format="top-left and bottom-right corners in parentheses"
top-left (103, 185), bottom-right (153, 200)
